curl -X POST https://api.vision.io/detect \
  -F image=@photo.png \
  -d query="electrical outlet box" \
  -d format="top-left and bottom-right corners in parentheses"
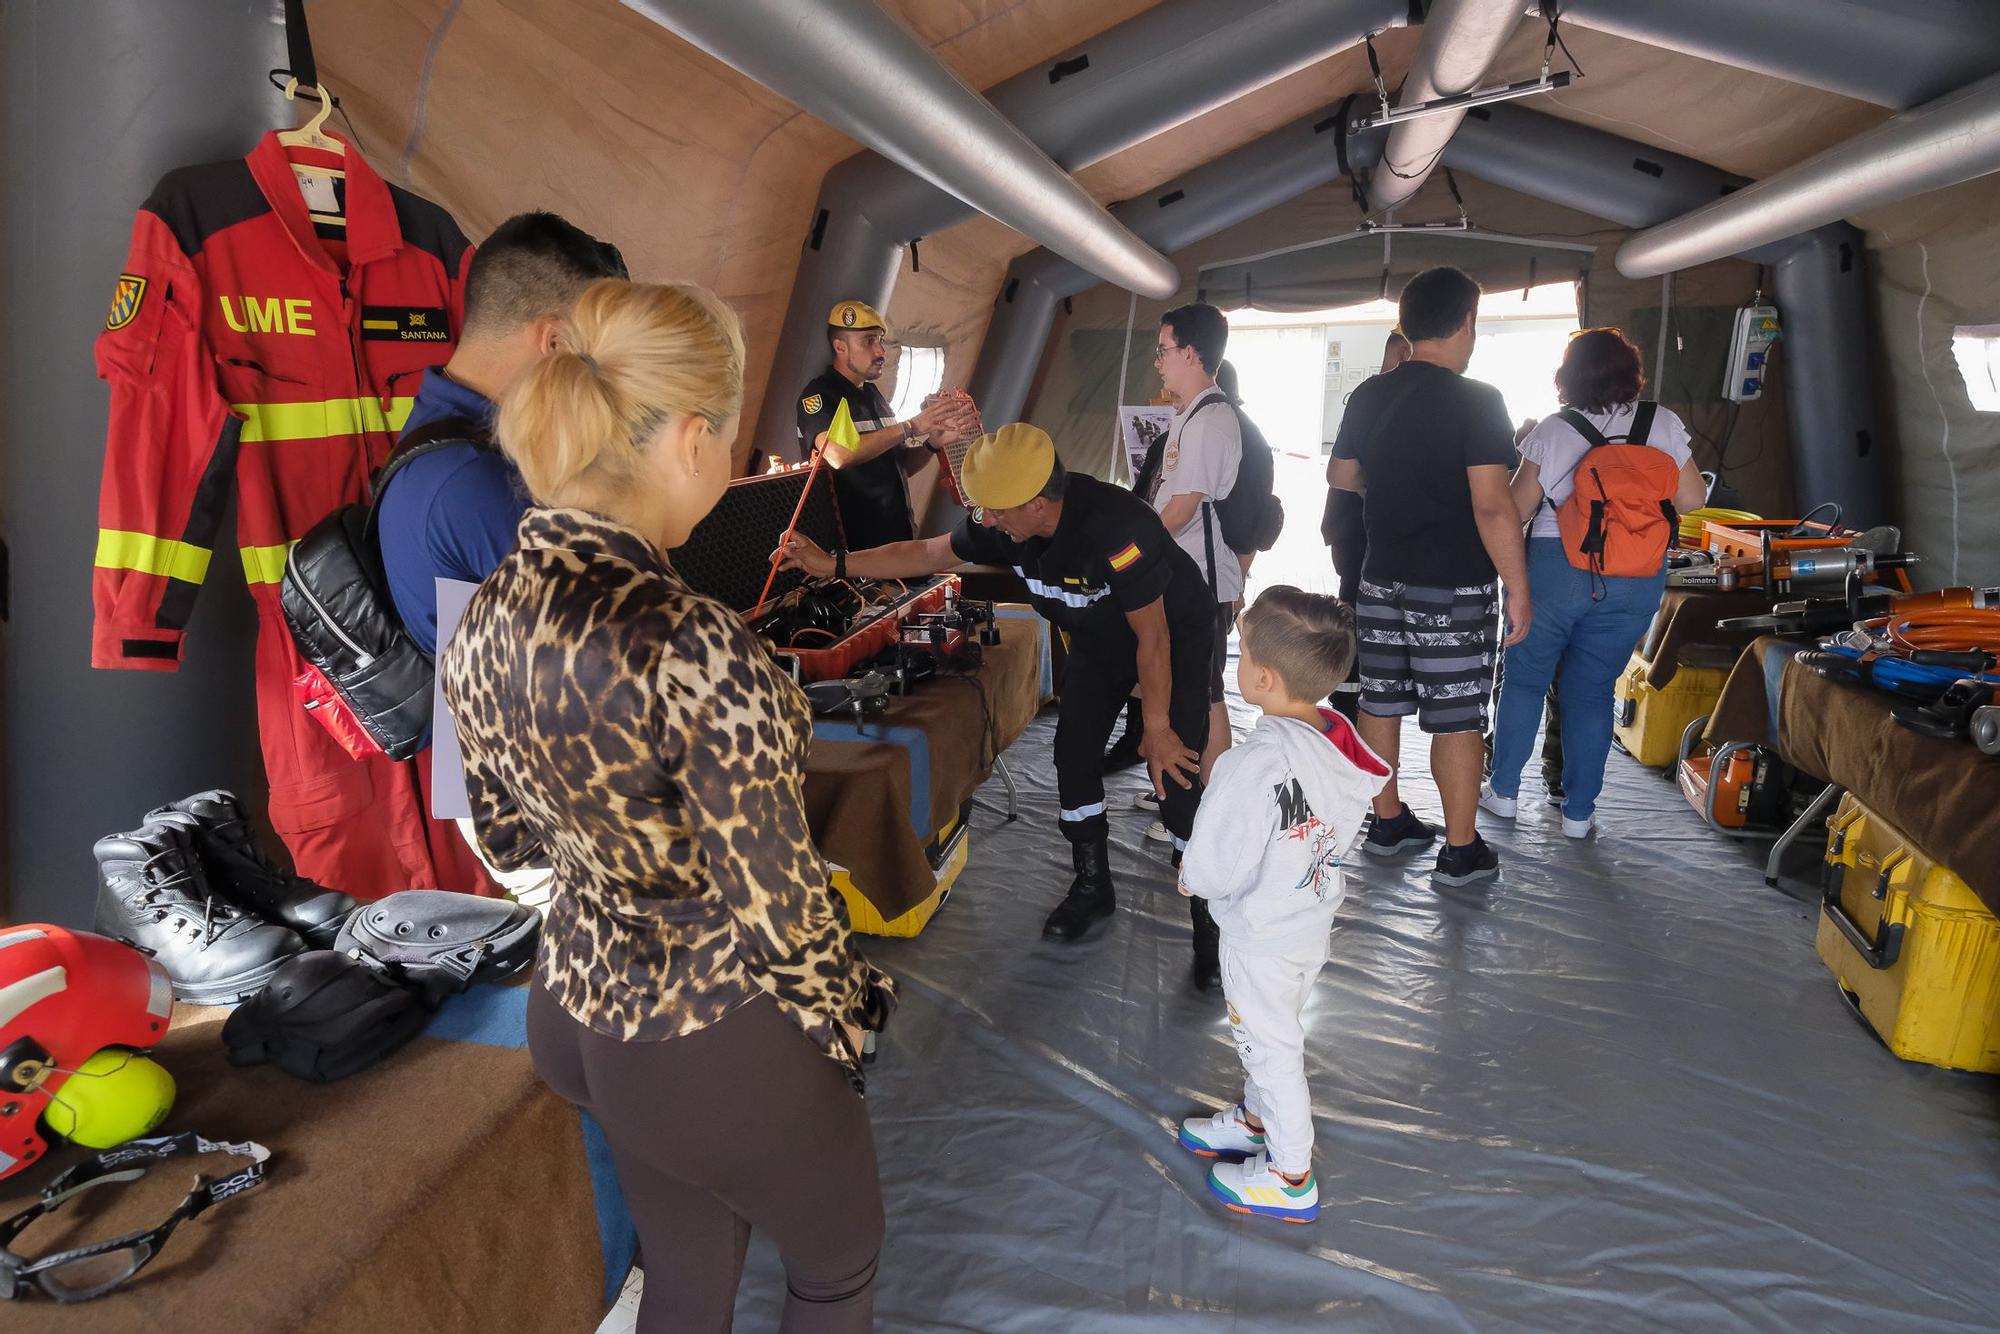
top-left (1723, 303), bottom-right (1781, 402)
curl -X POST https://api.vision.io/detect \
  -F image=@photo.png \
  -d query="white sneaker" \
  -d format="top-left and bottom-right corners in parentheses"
top-left (1562, 814), bottom-right (1595, 839)
top-left (1133, 790), bottom-right (1160, 812)
top-left (1478, 784), bottom-right (1517, 820)
top-left (1177, 1105), bottom-right (1265, 1160)
top-left (1207, 1151), bottom-right (1318, 1223)
top-left (1144, 820), bottom-right (1172, 844)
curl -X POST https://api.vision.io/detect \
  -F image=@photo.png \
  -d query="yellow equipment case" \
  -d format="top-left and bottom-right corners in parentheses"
top-left (1814, 791), bottom-right (2000, 1073)
top-left (830, 803), bottom-right (971, 938)
top-left (1613, 647), bottom-right (1732, 768)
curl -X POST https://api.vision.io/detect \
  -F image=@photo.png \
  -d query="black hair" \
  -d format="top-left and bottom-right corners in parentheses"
top-left (1161, 303), bottom-right (1229, 374)
top-left (463, 212), bottom-right (629, 338)
top-left (1038, 458), bottom-right (1068, 503)
top-left (1397, 266), bottom-right (1481, 344)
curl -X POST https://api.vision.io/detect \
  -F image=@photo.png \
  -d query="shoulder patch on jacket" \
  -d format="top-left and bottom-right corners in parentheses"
top-left (106, 274), bottom-right (148, 330)
top-left (801, 393), bottom-right (823, 416)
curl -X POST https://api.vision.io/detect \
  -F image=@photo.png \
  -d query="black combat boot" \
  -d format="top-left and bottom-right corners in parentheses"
top-left (95, 819), bottom-right (305, 1005)
top-left (150, 790), bottom-right (356, 947)
top-left (1042, 838), bottom-right (1116, 942)
top-left (1099, 698), bottom-right (1145, 774)
top-left (1188, 896), bottom-right (1223, 993)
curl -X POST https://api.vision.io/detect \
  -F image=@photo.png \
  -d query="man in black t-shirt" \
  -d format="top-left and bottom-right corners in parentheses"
top-left (795, 300), bottom-right (981, 550)
top-left (1328, 266), bottom-right (1530, 888)
top-left (777, 423), bottom-right (1223, 987)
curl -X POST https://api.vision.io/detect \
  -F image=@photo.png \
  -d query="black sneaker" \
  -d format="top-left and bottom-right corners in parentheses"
top-left (1362, 805), bottom-right (1437, 860)
top-left (1433, 837), bottom-right (1501, 887)
top-left (1543, 770), bottom-right (1566, 807)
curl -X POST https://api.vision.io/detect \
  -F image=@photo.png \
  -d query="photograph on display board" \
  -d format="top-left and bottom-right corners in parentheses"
top-left (1119, 404), bottom-right (1176, 479)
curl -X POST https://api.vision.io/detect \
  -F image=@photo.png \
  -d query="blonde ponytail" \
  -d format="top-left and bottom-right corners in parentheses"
top-left (498, 278), bottom-right (745, 507)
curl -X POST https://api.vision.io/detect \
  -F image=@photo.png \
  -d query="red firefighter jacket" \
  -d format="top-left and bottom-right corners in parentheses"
top-left (93, 130), bottom-right (470, 667)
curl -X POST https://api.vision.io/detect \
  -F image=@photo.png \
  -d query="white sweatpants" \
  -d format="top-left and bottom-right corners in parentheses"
top-left (1220, 936), bottom-right (1330, 1176)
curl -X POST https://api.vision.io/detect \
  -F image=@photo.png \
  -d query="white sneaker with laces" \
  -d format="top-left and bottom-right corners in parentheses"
top-left (1207, 1152), bottom-right (1319, 1223)
top-left (1478, 784), bottom-right (1517, 820)
top-left (1562, 814), bottom-right (1595, 839)
top-left (1177, 1106), bottom-right (1264, 1159)
top-left (1144, 820), bottom-right (1172, 844)
top-left (1133, 790), bottom-right (1160, 812)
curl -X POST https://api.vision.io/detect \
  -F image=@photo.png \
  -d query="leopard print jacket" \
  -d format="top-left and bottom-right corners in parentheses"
top-left (440, 507), bottom-right (895, 1092)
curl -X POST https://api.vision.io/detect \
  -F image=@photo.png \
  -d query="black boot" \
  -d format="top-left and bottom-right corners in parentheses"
top-left (95, 818), bottom-right (305, 1005)
top-left (1188, 896), bottom-right (1223, 993)
top-left (1042, 839), bottom-right (1116, 942)
top-left (1100, 698), bottom-right (1145, 774)
top-left (151, 790), bottom-right (356, 947)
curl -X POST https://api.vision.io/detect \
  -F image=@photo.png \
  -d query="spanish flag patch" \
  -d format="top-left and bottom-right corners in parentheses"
top-left (1108, 542), bottom-right (1142, 571)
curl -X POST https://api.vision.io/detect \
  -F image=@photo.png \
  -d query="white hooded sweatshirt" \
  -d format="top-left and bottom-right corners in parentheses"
top-left (1181, 709), bottom-right (1392, 955)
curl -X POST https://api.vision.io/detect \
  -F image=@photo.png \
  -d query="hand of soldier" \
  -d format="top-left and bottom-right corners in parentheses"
top-left (774, 532), bottom-right (835, 577)
top-left (1142, 725), bottom-right (1200, 796)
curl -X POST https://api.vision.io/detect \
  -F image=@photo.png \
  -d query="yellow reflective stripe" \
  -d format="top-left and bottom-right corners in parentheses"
top-left (233, 396), bottom-right (415, 443)
top-left (240, 542), bottom-right (296, 586)
top-left (95, 530), bottom-right (212, 583)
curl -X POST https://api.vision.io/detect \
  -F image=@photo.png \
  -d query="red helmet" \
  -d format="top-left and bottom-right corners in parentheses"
top-left (0, 925), bottom-right (174, 1178)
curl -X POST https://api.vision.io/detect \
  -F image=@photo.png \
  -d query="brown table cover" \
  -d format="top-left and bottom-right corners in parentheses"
top-left (1776, 660), bottom-right (2000, 916)
top-left (3, 988), bottom-right (611, 1334)
top-left (1703, 634), bottom-right (1812, 747)
top-left (804, 611), bottom-right (1048, 919)
top-left (1640, 588), bottom-right (1775, 688)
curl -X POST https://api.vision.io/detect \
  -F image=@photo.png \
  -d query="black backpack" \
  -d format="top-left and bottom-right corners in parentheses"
top-left (280, 416), bottom-right (493, 761)
top-left (1132, 392), bottom-right (1286, 569)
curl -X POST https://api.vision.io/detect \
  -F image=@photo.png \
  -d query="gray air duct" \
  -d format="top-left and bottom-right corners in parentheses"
top-left (1552, 0), bottom-right (2000, 110)
top-left (1616, 69), bottom-right (2000, 279)
top-left (744, 0), bottom-right (1410, 465)
top-left (1366, 0), bottom-right (1524, 214)
top-left (620, 0), bottom-right (1176, 299)
top-left (970, 113), bottom-right (1391, 430)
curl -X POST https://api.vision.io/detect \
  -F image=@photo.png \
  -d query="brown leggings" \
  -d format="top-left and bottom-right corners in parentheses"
top-left (527, 985), bottom-right (884, 1333)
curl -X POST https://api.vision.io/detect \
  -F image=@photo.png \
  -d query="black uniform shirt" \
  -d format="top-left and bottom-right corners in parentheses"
top-left (796, 366), bottom-right (913, 550)
top-left (950, 475), bottom-right (1213, 653)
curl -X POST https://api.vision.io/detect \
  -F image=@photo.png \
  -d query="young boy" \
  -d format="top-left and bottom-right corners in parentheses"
top-left (1174, 586), bottom-right (1391, 1222)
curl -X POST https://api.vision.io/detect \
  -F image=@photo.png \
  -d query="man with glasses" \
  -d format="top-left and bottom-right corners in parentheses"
top-left (776, 423), bottom-right (1224, 988)
top-left (796, 299), bottom-right (981, 550)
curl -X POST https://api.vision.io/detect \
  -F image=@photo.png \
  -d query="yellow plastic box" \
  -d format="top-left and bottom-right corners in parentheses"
top-left (1814, 792), bottom-right (2000, 1073)
top-left (830, 808), bottom-right (971, 938)
top-left (1612, 651), bottom-right (1729, 768)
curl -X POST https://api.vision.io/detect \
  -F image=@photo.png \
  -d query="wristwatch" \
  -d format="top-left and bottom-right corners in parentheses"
top-left (901, 419), bottom-right (925, 446)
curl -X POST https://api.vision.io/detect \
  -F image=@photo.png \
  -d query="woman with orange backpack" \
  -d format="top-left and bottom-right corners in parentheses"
top-left (1478, 329), bottom-right (1709, 838)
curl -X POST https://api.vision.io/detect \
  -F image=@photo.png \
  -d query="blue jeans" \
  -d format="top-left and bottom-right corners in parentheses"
top-left (1489, 539), bottom-right (1666, 821)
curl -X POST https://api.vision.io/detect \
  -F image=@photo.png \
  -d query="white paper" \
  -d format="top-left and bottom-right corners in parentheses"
top-left (1119, 404), bottom-right (1176, 478)
top-left (428, 578), bottom-right (480, 820)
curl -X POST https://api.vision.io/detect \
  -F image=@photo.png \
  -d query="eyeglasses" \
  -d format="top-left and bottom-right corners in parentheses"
top-left (0, 1133), bottom-right (270, 1304)
top-left (1152, 342), bottom-right (1182, 363)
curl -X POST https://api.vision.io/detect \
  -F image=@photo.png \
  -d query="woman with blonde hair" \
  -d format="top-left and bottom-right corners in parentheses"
top-left (440, 279), bottom-right (896, 1332)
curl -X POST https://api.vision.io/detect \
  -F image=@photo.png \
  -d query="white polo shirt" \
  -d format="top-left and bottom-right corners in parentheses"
top-left (1146, 387), bottom-right (1244, 602)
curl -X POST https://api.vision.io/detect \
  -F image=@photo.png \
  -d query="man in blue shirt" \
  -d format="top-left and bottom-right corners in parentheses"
top-left (378, 212), bottom-right (628, 654)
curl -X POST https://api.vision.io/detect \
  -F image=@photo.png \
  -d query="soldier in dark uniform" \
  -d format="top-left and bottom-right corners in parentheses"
top-left (777, 423), bottom-right (1224, 990)
top-left (795, 300), bottom-right (981, 550)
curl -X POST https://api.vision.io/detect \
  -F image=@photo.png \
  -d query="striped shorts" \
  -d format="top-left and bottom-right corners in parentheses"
top-left (1355, 579), bottom-right (1499, 735)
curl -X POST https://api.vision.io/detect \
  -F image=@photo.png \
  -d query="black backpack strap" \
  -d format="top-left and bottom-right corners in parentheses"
top-left (1557, 408), bottom-right (1609, 448)
top-left (361, 415), bottom-right (495, 546)
top-left (1627, 400), bottom-right (1658, 444)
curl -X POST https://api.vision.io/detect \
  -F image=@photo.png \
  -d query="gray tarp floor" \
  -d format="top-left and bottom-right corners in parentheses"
top-left (726, 695), bottom-right (2000, 1332)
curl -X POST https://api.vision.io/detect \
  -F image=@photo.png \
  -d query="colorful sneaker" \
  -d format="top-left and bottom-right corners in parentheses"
top-left (1208, 1152), bottom-right (1319, 1223)
top-left (1177, 1106), bottom-right (1264, 1160)
top-left (1477, 784), bottom-right (1517, 820)
top-left (1362, 805), bottom-right (1436, 859)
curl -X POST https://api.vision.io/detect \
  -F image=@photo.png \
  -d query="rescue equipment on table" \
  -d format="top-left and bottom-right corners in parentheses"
top-left (0, 926), bottom-right (176, 1180)
top-left (1697, 507), bottom-right (1918, 597)
top-left (1552, 401), bottom-right (1681, 585)
top-left (1794, 590), bottom-right (2000, 750)
top-left (0, 1133), bottom-right (271, 1303)
top-left (1815, 792), bottom-right (2000, 1074)
top-left (281, 416), bottom-right (491, 761)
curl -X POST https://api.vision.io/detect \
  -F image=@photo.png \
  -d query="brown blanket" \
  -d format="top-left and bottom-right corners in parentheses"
top-left (2, 996), bottom-right (608, 1334)
top-left (1777, 662), bottom-right (2000, 916)
top-left (804, 612), bottom-right (1047, 919)
top-left (1641, 588), bottom-right (1776, 688)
